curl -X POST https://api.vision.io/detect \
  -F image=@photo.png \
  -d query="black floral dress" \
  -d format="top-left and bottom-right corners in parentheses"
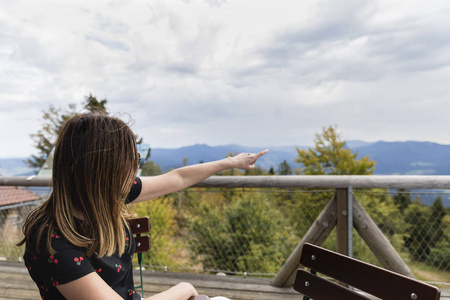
top-left (23, 178), bottom-right (142, 300)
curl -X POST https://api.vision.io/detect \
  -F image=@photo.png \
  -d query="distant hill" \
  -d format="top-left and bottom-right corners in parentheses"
top-left (151, 141), bottom-right (450, 176)
top-left (3, 140), bottom-right (450, 176)
top-left (350, 141), bottom-right (450, 175)
top-left (150, 144), bottom-right (304, 172)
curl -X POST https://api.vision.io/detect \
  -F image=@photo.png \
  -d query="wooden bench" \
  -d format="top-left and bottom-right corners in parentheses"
top-left (129, 217), bottom-right (211, 300)
top-left (128, 217), bottom-right (151, 296)
top-left (294, 243), bottom-right (441, 300)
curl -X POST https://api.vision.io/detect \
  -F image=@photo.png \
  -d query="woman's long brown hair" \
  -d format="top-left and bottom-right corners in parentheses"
top-left (18, 113), bottom-right (139, 257)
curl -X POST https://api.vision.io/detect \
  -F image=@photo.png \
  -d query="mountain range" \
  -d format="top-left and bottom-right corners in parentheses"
top-left (2, 140), bottom-right (450, 176)
top-left (150, 140), bottom-right (450, 175)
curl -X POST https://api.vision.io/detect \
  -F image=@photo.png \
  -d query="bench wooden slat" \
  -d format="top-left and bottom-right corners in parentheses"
top-left (128, 217), bottom-right (150, 234)
top-left (135, 235), bottom-right (151, 253)
top-left (299, 243), bottom-right (441, 300)
top-left (294, 269), bottom-right (371, 300)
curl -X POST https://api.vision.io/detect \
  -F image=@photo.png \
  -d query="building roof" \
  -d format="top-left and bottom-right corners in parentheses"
top-left (0, 186), bottom-right (40, 207)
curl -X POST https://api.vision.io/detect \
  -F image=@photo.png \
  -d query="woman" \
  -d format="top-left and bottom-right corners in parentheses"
top-left (18, 112), bottom-right (268, 300)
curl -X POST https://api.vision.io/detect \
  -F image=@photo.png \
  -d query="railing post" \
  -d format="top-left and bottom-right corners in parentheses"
top-left (348, 185), bottom-right (353, 258)
top-left (271, 195), bottom-right (338, 287)
top-left (335, 186), bottom-right (353, 258)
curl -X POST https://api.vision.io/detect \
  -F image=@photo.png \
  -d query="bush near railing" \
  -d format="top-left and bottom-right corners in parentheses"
top-left (129, 187), bottom-right (450, 284)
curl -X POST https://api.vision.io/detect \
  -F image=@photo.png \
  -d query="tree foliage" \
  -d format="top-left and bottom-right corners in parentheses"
top-left (27, 95), bottom-right (110, 169)
top-left (141, 161), bottom-right (162, 176)
top-left (295, 126), bottom-right (375, 175)
top-left (84, 93), bottom-right (108, 114)
top-left (187, 193), bottom-right (296, 273)
top-left (403, 197), bottom-right (446, 262)
top-left (131, 196), bottom-right (184, 268)
top-left (393, 189), bottom-right (411, 214)
top-left (277, 160), bottom-right (293, 175)
top-left (27, 104), bottom-right (77, 168)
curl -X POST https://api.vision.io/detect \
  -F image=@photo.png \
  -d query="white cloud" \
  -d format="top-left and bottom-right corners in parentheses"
top-left (1, 0), bottom-right (450, 158)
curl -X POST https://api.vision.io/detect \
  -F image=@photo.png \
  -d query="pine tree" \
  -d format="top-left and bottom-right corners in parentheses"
top-left (84, 93), bottom-right (108, 114)
top-left (429, 197), bottom-right (445, 247)
top-left (277, 160), bottom-right (293, 175)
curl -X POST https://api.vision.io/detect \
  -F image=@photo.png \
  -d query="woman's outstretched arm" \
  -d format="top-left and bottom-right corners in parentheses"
top-left (132, 149), bottom-right (268, 203)
top-left (57, 273), bottom-right (197, 300)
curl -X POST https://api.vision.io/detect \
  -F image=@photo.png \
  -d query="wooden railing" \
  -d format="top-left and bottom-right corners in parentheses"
top-left (2, 175), bottom-right (450, 287)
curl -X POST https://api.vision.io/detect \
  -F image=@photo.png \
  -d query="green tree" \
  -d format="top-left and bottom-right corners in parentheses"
top-left (403, 200), bottom-right (432, 261)
top-left (27, 104), bottom-right (77, 169)
top-left (295, 126), bottom-right (375, 175)
top-left (131, 196), bottom-right (184, 268)
top-left (141, 161), bottom-right (162, 176)
top-left (403, 197), bottom-right (446, 262)
top-left (244, 166), bottom-right (268, 175)
top-left (27, 95), bottom-right (110, 169)
top-left (268, 167), bottom-right (275, 175)
top-left (429, 197), bottom-right (446, 247)
top-left (277, 160), bottom-right (293, 175)
top-left (290, 126), bottom-right (377, 238)
top-left (188, 193), bottom-right (296, 273)
top-left (393, 189), bottom-right (411, 214)
top-left (84, 93), bottom-right (108, 113)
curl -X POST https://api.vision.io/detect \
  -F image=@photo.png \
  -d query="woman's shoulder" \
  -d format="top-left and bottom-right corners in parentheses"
top-left (24, 225), bottom-right (95, 290)
top-left (25, 220), bottom-right (84, 258)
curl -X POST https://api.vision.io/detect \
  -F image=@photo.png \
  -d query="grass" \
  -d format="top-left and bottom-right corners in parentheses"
top-left (410, 261), bottom-right (450, 290)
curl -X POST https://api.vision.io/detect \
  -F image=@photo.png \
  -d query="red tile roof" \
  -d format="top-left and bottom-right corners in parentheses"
top-left (0, 186), bottom-right (40, 207)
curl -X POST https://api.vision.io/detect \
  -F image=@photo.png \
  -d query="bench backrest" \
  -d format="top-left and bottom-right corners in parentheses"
top-left (294, 243), bottom-right (441, 300)
top-left (128, 217), bottom-right (151, 253)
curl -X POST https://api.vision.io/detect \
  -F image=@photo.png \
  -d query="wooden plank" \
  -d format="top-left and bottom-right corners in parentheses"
top-left (0, 279), bottom-right (38, 291)
top-left (294, 269), bottom-right (371, 300)
top-left (336, 188), bottom-right (349, 256)
top-left (352, 196), bottom-right (415, 278)
top-left (128, 217), bottom-right (150, 234)
top-left (442, 290), bottom-right (450, 298)
top-left (196, 175), bottom-right (450, 189)
top-left (134, 236), bottom-right (150, 253)
top-left (0, 288), bottom-right (40, 300)
top-left (300, 243), bottom-right (441, 300)
top-left (138, 271), bottom-right (297, 295)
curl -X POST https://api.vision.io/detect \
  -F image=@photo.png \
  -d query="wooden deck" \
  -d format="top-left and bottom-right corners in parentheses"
top-left (0, 261), bottom-right (298, 299)
top-left (1, 260), bottom-right (448, 299)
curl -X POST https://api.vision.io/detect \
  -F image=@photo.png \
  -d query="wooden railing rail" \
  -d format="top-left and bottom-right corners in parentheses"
top-left (2, 174), bottom-right (449, 288)
top-left (2, 175), bottom-right (450, 189)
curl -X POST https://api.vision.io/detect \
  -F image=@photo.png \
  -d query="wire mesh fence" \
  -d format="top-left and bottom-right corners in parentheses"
top-left (130, 187), bottom-right (450, 287)
top-left (1, 186), bottom-right (449, 287)
top-left (0, 201), bottom-right (39, 261)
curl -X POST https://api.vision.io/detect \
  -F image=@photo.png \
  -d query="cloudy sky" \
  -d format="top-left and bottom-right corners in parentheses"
top-left (1, 0), bottom-right (450, 158)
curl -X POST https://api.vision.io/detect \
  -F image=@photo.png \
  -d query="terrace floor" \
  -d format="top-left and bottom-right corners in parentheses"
top-left (0, 260), bottom-right (448, 299)
top-left (0, 261), bottom-right (298, 299)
